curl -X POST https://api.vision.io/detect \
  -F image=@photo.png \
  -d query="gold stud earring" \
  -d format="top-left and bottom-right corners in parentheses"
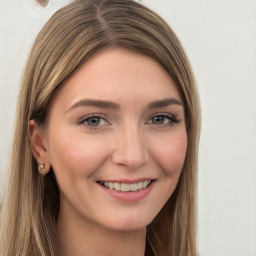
top-left (35, 0), bottom-right (50, 8)
top-left (38, 164), bottom-right (46, 175)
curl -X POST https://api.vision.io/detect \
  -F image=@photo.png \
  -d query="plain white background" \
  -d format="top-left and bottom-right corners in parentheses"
top-left (0, 1), bottom-right (255, 255)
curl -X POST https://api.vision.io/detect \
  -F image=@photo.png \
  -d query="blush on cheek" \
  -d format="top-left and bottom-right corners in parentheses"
top-left (61, 146), bottom-right (97, 175)
top-left (50, 137), bottom-right (109, 179)
top-left (158, 139), bottom-right (187, 176)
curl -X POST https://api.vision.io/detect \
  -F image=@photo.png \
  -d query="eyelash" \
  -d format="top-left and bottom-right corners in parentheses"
top-left (147, 113), bottom-right (178, 126)
top-left (78, 113), bottom-right (178, 130)
top-left (78, 114), bottom-right (109, 129)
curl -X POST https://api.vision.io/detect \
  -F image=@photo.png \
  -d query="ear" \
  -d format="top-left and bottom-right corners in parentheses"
top-left (29, 120), bottom-right (51, 175)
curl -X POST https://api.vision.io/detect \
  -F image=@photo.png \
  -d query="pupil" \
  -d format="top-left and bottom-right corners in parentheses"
top-left (153, 116), bottom-right (163, 124)
top-left (88, 117), bottom-right (100, 126)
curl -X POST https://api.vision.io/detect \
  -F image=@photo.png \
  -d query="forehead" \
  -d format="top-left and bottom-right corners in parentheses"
top-left (51, 47), bottom-right (182, 110)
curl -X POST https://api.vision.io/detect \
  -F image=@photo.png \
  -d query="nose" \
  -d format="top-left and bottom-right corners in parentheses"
top-left (111, 125), bottom-right (149, 169)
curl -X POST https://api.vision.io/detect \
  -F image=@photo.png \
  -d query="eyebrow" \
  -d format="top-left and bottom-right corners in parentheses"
top-left (147, 98), bottom-right (183, 109)
top-left (67, 97), bottom-right (183, 112)
top-left (68, 99), bottom-right (120, 111)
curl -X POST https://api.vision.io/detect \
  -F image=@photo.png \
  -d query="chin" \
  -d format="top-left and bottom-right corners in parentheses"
top-left (103, 214), bottom-right (153, 233)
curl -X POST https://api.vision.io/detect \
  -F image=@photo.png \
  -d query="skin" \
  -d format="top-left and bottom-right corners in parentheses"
top-left (30, 48), bottom-right (187, 256)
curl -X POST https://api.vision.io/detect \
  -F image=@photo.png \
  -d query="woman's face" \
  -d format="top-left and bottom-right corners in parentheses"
top-left (42, 48), bottom-right (187, 232)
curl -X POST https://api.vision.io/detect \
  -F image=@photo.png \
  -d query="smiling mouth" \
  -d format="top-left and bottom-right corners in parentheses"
top-left (97, 180), bottom-right (154, 192)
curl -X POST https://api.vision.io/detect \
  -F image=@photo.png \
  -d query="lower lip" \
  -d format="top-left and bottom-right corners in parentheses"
top-left (98, 182), bottom-right (155, 202)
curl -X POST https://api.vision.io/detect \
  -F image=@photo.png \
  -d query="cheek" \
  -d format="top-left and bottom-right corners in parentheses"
top-left (46, 131), bottom-right (109, 177)
top-left (150, 131), bottom-right (187, 176)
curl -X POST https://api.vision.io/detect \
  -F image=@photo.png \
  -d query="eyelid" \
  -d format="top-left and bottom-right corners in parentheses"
top-left (77, 112), bottom-right (179, 128)
top-left (78, 113), bottom-right (110, 126)
top-left (146, 112), bottom-right (178, 125)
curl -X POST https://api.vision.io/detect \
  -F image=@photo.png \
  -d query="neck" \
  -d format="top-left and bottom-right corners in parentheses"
top-left (56, 209), bottom-right (146, 256)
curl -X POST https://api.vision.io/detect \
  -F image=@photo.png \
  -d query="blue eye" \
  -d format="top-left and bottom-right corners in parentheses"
top-left (148, 114), bottom-right (178, 125)
top-left (79, 115), bottom-right (108, 127)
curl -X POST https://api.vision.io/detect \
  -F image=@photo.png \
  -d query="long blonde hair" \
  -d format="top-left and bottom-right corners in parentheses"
top-left (0, 0), bottom-right (200, 255)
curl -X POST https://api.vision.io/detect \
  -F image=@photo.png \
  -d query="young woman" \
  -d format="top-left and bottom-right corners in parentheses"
top-left (0, 0), bottom-right (200, 255)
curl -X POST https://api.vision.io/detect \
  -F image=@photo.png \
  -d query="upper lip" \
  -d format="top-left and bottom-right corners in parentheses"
top-left (97, 178), bottom-right (156, 184)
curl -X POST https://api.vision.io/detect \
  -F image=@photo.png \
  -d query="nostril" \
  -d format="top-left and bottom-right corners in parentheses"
top-left (113, 158), bottom-right (148, 170)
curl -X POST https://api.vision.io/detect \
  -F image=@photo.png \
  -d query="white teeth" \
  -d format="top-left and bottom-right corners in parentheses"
top-left (109, 182), bottom-right (114, 190)
top-left (114, 183), bottom-right (120, 190)
top-left (142, 181), bottom-right (148, 189)
top-left (130, 183), bottom-right (138, 192)
top-left (121, 183), bottom-right (130, 192)
top-left (100, 180), bottom-right (152, 192)
top-left (137, 182), bottom-right (143, 190)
